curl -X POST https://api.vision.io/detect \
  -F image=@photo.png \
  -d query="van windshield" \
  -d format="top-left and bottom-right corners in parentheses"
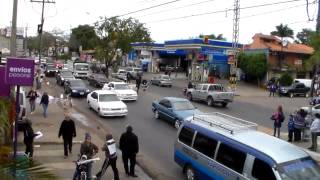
top-left (277, 157), bottom-right (320, 180)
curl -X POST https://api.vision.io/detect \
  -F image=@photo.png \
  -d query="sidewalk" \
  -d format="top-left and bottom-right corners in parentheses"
top-left (18, 93), bottom-right (151, 180)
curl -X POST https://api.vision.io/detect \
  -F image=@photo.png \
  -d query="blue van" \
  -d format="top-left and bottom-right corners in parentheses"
top-left (174, 113), bottom-right (320, 180)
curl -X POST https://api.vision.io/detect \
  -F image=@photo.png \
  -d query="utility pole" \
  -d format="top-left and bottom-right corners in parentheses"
top-left (10, 0), bottom-right (18, 56)
top-left (230, 0), bottom-right (240, 91)
top-left (316, 0), bottom-right (320, 33)
top-left (311, 1), bottom-right (320, 100)
top-left (30, 0), bottom-right (55, 61)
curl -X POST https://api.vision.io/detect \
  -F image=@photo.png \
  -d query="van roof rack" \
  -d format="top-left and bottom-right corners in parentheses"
top-left (191, 112), bottom-right (258, 134)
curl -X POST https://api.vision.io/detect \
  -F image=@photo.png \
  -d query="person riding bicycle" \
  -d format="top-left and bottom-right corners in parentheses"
top-left (73, 133), bottom-right (98, 180)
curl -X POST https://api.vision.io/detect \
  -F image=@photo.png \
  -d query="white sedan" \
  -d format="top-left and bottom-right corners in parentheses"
top-left (301, 104), bottom-right (320, 115)
top-left (87, 90), bottom-right (128, 117)
top-left (102, 82), bottom-right (138, 101)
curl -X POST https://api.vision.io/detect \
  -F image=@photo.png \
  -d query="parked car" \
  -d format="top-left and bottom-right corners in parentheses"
top-left (126, 67), bottom-right (143, 80)
top-left (279, 83), bottom-right (310, 98)
top-left (175, 113), bottom-right (320, 180)
top-left (187, 83), bottom-right (234, 107)
top-left (56, 70), bottom-right (75, 86)
top-left (64, 79), bottom-right (90, 97)
top-left (111, 69), bottom-right (127, 81)
top-left (294, 79), bottom-right (312, 88)
top-left (102, 82), bottom-right (138, 101)
top-left (87, 74), bottom-right (108, 88)
top-left (87, 90), bottom-right (128, 117)
top-left (152, 97), bottom-right (202, 129)
top-left (151, 75), bottom-right (172, 87)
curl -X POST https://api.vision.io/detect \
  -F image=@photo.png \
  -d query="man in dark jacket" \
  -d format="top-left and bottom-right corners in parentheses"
top-left (136, 75), bottom-right (142, 93)
top-left (23, 118), bottom-right (38, 158)
top-left (27, 88), bottom-right (38, 114)
top-left (119, 125), bottom-right (139, 177)
top-left (58, 113), bottom-right (76, 158)
top-left (40, 92), bottom-right (49, 118)
top-left (96, 134), bottom-right (119, 180)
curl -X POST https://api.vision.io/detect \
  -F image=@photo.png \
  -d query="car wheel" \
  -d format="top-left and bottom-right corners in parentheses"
top-left (305, 93), bottom-right (309, 98)
top-left (154, 110), bottom-right (159, 119)
top-left (290, 93), bottom-right (294, 98)
top-left (185, 166), bottom-right (197, 180)
top-left (221, 102), bottom-right (228, 107)
top-left (88, 101), bottom-right (92, 109)
top-left (187, 93), bottom-right (193, 101)
top-left (207, 97), bottom-right (214, 106)
top-left (174, 119), bottom-right (181, 129)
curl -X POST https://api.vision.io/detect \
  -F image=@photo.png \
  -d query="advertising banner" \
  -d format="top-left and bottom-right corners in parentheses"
top-left (0, 66), bottom-right (10, 97)
top-left (5, 58), bottom-right (34, 86)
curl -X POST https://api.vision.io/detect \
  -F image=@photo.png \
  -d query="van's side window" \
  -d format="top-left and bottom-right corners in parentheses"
top-left (252, 158), bottom-right (276, 180)
top-left (216, 144), bottom-right (246, 174)
top-left (193, 132), bottom-right (217, 158)
top-left (178, 127), bottom-right (194, 146)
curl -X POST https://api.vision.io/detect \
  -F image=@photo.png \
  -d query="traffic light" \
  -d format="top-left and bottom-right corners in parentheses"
top-left (38, 24), bottom-right (43, 34)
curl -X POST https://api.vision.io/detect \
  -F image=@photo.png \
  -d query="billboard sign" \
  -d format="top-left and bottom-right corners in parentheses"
top-left (5, 58), bottom-right (34, 86)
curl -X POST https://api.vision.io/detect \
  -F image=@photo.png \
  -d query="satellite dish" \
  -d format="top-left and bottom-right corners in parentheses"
top-left (282, 40), bottom-right (289, 47)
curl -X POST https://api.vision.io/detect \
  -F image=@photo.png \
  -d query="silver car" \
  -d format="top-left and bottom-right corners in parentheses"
top-left (151, 75), bottom-right (172, 87)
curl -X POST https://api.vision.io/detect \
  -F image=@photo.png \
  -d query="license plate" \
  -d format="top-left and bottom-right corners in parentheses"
top-left (80, 92), bottom-right (84, 95)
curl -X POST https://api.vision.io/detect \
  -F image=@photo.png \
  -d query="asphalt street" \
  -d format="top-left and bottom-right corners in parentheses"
top-left (46, 75), bottom-right (309, 180)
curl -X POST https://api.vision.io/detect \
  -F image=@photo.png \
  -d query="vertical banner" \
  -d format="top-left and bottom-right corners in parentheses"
top-left (0, 66), bottom-right (10, 96)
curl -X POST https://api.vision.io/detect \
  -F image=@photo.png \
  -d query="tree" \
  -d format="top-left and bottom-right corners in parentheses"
top-left (27, 31), bottom-right (57, 55)
top-left (295, 28), bottom-right (314, 44)
top-left (199, 34), bottom-right (226, 40)
top-left (238, 52), bottom-right (267, 86)
top-left (95, 17), bottom-right (152, 78)
top-left (279, 72), bottom-right (293, 86)
top-left (69, 25), bottom-right (99, 52)
top-left (305, 32), bottom-right (320, 72)
top-left (270, 23), bottom-right (294, 38)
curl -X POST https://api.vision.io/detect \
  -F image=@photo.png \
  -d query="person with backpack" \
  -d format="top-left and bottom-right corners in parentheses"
top-left (271, 105), bottom-right (285, 138)
top-left (96, 134), bottom-right (119, 180)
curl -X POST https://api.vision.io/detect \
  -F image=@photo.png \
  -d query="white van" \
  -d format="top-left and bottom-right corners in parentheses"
top-left (294, 79), bottom-right (312, 88)
top-left (174, 113), bottom-right (320, 180)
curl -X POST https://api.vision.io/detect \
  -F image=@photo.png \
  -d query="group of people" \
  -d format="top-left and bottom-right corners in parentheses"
top-left (271, 105), bottom-right (320, 151)
top-left (69, 125), bottom-right (139, 180)
top-left (27, 88), bottom-right (50, 118)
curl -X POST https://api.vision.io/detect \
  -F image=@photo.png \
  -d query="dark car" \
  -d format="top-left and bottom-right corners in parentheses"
top-left (279, 83), bottom-right (310, 98)
top-left (64, 79), bottom-right (90, 97)
top-left (56, 70), bottom-right (75, 86)
top-left (87, 74), bottom-right (108, 88)
top-left (45, 63), bottom-right (58, 77)
top-left (152, 97), bottom-right (202, 129)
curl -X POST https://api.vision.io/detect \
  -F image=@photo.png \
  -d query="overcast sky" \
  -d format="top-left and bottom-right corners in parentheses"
top-left (0, 0), bottom-right (317, 44)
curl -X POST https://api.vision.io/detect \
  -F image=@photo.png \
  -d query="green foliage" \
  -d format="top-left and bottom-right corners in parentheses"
top-left (57, 54), bottom-right (71, 61)
top-left (238, 52), bottom-right (267, 79)
top-left (199, 34), bottom-right (226, 41)
top-left (69, 25), bottom-right (99, 52)
top-left (279, 72), bottom-right (293, 86)
top-left (0, 97), bottom-right (10, 130)
top-left (295, 28), bottom-right (314, 44)
top-left (95, 17), bottom-right (152, 77)
top-left (270, 23), bottom-right (294, 38)
top-left (306, 32), bottom-right (320, 69)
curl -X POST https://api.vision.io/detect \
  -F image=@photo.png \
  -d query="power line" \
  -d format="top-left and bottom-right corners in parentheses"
top-left (146, 0), bottom-right (304, 23)
top-left (138, 0), bottom-right (217, 18)
top-left (116, 0), bottom-right (184, 18)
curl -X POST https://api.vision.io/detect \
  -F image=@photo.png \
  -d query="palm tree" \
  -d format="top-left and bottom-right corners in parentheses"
top-left (270, 24), bottom-right (294, 69)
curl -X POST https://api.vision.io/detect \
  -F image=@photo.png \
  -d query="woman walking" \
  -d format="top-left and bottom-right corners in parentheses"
top-left (40, 92), bottom-right (49, 118)
top-left (271, 105), bottom-right (285, 138)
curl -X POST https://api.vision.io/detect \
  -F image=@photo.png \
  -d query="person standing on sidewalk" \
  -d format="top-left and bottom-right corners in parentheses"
top-left (96, 134), bottom-right (119, 180)
top-left (271, 105), bottom-right (285, 138)
top-left (23, 118), bottom-right (38, 158)
top-left (75, 133), bottom-right (98, 180)
top-left (40, 92), bottom-right (49, 118)
top-left (309, 113), bottom-right (320, 151)
top-left (136, 75), bottom-right (142, 93)
top-left (27, 88), bottom-right (38, 114)
top-left (58, 113), bottom-right (76, 158)
top-left (119, 125), bottom-right (139, 177)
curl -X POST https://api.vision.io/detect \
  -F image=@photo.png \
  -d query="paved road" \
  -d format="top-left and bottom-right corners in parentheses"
top-left (46, 75), bottom-right (309, 179)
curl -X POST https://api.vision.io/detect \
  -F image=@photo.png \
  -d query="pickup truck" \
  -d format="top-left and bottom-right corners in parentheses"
top-left (279, 82), bottom-right (310, 98)
top-left (111, 69), bottom-right (127, 81)
top-left (186, 83), bottom-right (234, 107)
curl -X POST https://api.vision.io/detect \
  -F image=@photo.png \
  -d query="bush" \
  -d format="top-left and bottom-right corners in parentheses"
top-left (279, 72), bottom-right (293, 86)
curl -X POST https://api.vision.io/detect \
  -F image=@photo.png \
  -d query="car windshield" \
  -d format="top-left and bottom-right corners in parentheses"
top-left (75, 64), bottom-right (89, 70)
top-left (114, 84), bottom-right (130, 90)
top-left (173, 101), bottom-right (195, 110)
top-left (277, 157), bottom-right (320, 180)
top-left (99, 94), bottom-right (119, 102)
top-left (95, 74), bottom-right (106, 79)
top-left (70, 80), bottom-right (85, 87)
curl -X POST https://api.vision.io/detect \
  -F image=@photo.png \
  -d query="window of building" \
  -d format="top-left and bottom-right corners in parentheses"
top-left (193, 132), bottom-right (217, 158)
top-left (252, 158), bottom-right (276, 180)
top-left (178, 127), bottom-right (195, 146)
top-left (216, 143), bottom-right (246, 174)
